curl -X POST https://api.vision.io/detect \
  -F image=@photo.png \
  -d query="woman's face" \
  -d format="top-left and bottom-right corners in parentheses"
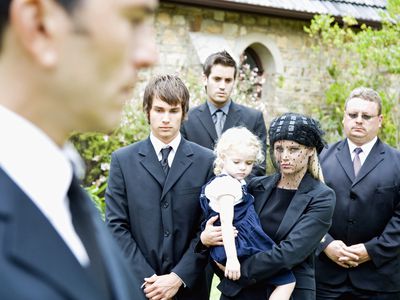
top-left (273, 140), bottom-right (313, 176)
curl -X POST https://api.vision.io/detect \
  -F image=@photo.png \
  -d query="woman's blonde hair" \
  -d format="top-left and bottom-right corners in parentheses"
top-left (213, 127), bottom-right (264, 175)
top-left (308, 149), bottom-right (325, 182)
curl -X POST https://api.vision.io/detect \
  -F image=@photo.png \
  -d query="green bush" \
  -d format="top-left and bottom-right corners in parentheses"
top-left (304, 1), bottom-right (400, 146)
top-left (69, 99), bottom-right (150, 218)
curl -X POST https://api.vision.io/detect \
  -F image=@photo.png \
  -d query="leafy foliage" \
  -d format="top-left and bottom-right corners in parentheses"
top-left (69, 98), bottom-right (149, 214)
top-left (304, 0), bottom-right (400, 145)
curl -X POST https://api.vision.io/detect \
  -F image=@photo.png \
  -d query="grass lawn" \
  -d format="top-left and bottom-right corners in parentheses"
top-left (210, 275), bottom-right (221, 300)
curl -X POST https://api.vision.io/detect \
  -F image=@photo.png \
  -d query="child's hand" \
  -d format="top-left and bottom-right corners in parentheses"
top-left (225, 258), bottom-right (241, 281)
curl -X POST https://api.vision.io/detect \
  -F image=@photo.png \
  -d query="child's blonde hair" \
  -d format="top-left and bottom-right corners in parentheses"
top-left (214, 127), bottom-right (264, 175)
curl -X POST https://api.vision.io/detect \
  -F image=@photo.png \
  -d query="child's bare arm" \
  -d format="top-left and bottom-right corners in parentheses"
top-left (219, 194), bottom-right (241, 281)
top-left (269, 282), bottom-right (295, 300)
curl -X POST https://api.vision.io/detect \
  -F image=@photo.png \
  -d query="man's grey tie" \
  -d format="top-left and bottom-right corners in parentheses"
top-left (214, 110), bottom-right (224, 137)
top-left (160, 146), bottom-right (172, 175)
top-left (353, 147), bottom-right (362, 176)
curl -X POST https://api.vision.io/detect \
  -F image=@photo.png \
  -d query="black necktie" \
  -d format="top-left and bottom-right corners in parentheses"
top-left (353, 147), bottom-right (363, 176)
top-left (68, 177), bottom-right (111, 298)
top-left (160, 146), bottom-right (172, 175)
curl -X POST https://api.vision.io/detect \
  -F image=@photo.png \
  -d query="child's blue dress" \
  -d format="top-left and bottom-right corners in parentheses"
top-left (200, 175), bottom-right (295, 286)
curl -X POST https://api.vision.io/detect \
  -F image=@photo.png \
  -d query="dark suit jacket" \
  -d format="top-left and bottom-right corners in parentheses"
top-left (105, 137), bottom-right (214, 300)
top-left (316, 139), bottom-right (400, 292)
top-left (0, 168), bottom-right (144, 300)
top-left (180, 101), bottom-right (267, 176)
top-left (218, 173), bottom-right (336, 299)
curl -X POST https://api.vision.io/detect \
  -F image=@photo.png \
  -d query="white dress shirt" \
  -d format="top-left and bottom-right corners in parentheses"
top-left (150, 132), bottom-right (181, 167)
top-left (0, 105), bottom-right (89, 266)
top-left (347, 137), bottom-right (378, 166)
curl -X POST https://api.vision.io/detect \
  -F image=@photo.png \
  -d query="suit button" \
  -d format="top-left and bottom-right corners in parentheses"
top-left (348, 219), bottom-right (355, 224)
top-left (164, 230), bottom-right (170, 237)
top-left (162, 202), bottom-right (169, 208)
top-left (349, 191), bottom-right (356, 199)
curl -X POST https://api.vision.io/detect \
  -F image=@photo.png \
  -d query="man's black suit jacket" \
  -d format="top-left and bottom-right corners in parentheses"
top-left (180, 101), bottom-right (267, 176)
top-left (0, 168), bottom-right (145, 300)
top-left (316, 138), bottom-right (400, 292)
top-left (105, 137), bottom-right (214, 300)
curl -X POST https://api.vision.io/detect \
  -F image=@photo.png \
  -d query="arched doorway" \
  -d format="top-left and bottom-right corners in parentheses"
top-left (234, 34), bottom-right (283, 103)
top-left (239, 46), bottom-right (265, 101)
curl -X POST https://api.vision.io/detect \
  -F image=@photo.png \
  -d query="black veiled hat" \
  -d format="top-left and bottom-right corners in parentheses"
top-left (268, 112), bottom-right (327, 154)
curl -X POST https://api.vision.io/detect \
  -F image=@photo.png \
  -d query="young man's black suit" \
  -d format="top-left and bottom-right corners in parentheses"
top-left (106, 137), bottom-right (214, 300)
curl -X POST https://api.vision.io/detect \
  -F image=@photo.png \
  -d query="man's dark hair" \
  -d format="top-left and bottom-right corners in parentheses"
top-left (203, 50), bottom-right (237, 78)
top-left (0, 0), bottom-right (79, 50)
top-left (143, 74), bottom-right (190, 123)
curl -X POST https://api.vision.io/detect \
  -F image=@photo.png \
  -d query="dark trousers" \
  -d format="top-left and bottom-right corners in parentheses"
top-left (317, 279), bottom-right (400, 300)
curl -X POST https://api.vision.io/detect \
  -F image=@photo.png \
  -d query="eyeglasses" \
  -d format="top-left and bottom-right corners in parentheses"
top-left (346, 112), bottom-right (378, 121)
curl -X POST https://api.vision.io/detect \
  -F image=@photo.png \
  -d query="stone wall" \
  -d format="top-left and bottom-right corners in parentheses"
top-left (151, 2), bottom-right (329, 122)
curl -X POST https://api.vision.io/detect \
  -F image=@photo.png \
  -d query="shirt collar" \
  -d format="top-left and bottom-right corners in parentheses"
top-left (0, 105), bottom-right (73, 212)
top-left (347, 136), bottom-right (377, 157)
top-left (150, 132), bottom-right (181, 155)
top-left (207, 100), bottom-right (231, 116)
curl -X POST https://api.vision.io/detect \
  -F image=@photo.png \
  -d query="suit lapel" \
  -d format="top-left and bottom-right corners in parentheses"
top-left (139, 139), bottom-right (166, 187)
top-left (195, 103), bottom-right (218, 141)
top-left (254, 174), bottom-right (280, 215)
top-left (0, 168), bottom-right (99, 300)
top-left (353, 139), bottom-right (385, 186)
top-left (69, 176), bottom-right (120, 299)
top-left (223, 101), bottom-right (241, 130)
top-left (94, 226), bottom-right (133, 300)
top-left (161, 139), bottom-right (193, 199)
top-left (275, 174), bottom-right (315, 241)
top-left (69, 176), bottom-right (138, 300)
top-left (335, 140), bottom-right (355, 182)
top-left (252, 173), bottom-right (314, 241)
top-left (83, 193), bottom-right (133, 300)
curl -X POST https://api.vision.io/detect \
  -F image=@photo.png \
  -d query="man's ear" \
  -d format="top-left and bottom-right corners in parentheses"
top-left (10, 0), bottom-right (60, 68)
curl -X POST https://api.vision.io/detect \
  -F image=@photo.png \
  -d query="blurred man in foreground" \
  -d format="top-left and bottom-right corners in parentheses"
top-left (0, 0), bottom-right (157, 299)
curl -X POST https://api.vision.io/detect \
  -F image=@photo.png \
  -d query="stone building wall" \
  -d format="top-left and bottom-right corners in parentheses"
top-left (151, 2), bottom-right (329, 122)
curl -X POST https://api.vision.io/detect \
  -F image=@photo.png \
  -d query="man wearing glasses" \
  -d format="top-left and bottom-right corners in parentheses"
top-left (315, 87), bottom-right (400, 299)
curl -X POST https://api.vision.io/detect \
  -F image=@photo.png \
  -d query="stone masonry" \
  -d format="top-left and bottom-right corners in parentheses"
top-left (150, 2), bottom-right (329, 123)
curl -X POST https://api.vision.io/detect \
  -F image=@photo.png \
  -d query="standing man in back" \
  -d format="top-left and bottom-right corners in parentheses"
top-left (181, 50), bottom-right (267, 176)
top-left (316, 87), bottom-right (400, 299)
top-left (0, 0), bottom-right (157, 299)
